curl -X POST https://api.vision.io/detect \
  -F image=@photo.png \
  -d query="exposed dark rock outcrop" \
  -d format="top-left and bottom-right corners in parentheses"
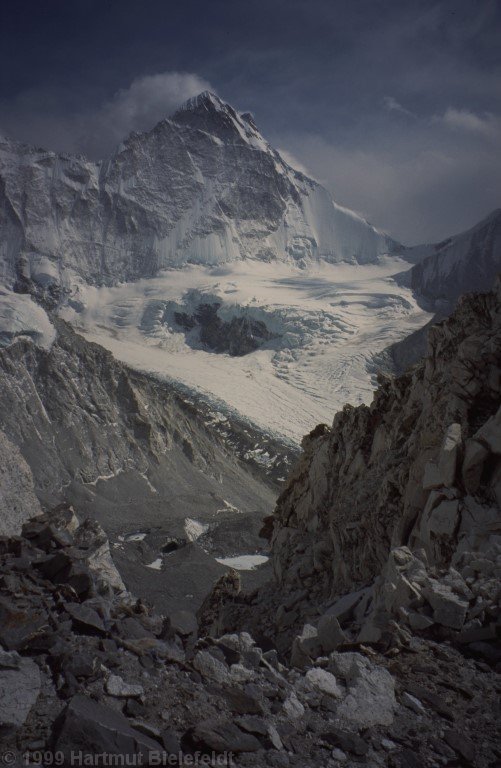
top-left (176, 302), bottom-right (276, 356)
top-left (0, 430), bottom-right (42, 536)
top-left (269, 279), bottom-right (501, 605)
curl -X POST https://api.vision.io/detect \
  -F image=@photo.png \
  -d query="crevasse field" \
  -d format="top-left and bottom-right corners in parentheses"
top-left (61, 256), bottom-right (432, 444)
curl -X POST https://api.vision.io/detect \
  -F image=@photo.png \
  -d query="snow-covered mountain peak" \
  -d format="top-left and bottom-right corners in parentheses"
top-left (176, 90), bottom-right (228, 114)
top-left (172, 90), bottom-right (270, 150)
top-left (0, 92), bottom-right (401, 292)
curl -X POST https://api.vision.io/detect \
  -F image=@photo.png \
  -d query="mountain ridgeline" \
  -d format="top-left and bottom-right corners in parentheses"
top-left (402, 208), bottom-right (501, 309)
top-left (0, 91), bottom-right (395, 294)
top-left (1, 88), bottom-right (500, 321)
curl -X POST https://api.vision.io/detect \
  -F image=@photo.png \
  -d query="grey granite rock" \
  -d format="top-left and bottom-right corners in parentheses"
top-left (0, 430), bottom-right (42, 536)
top-left (0, 655), bottom-right (41, 730)
top-left (52, 695), bottom-right (160, 759)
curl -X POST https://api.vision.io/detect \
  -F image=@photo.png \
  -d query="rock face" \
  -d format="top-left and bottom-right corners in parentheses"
top-left (0, 429), bottom-right (42, 535)
top-left (0, 91), bottom-right (395, 295)
top-left (270, 279), bottom-right (501, 608)
top-left (179, 280), bottom-right (501, 765)
top-left (0, 320), bottom-right (290, 501)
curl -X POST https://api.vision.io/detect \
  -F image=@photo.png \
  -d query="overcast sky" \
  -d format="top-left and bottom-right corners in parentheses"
top-left (0, 0), bottom-right (499, 244)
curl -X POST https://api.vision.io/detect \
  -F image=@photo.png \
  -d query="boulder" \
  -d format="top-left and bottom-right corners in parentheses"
top-left (357, 548), bottom-right (428, 641)
top-left (223, 687), bottom-right (264, 715)
top-left (183, 719), bottom-right (262, 753)
top-left (408, 612), bottom-right (434, 631)
top-left (428, 500), bottom-right (460, 538)
top-left (423, 461), bottom-right (442, 490)
top-left (86, 540), bottom-right (126, 595)
top-left (193, 650), bottom-right (230, 684)
top-left (74, 519), bottom-right (126, 595)
top-left (444, 729), bottom-right (476, 764)
top-left (330, 652), bottom-right (396, 729)
top-left (422, 579), bottom-right (469, 630)
top-left (462, 440), bottom-right (489, 493)
top-left (105, 674), bottom-right (144, 698)
top-left (316, 614), bottom-right (347, 653)
top-left (323, 588), bottom-right (369, 625)
top-left (229, 663), bottom-right (255, 683)
top-left (321, 727), bottom-right (369, 757)
top-left (52, 695), bottom-right (160, 759)
top-left (305, 667), bottom-right (343, 698)
top-left (401, 691), bottom-right (426, 714)
top-left (35, 551), bottom-right (72, 581)
top-left (266, 724), bottom-right (283, 750)
top-left (116, 616), bottom-right (154, 640)
top-left (64, 603), bottom-right (107, 636)
top-left (0, 655), bottom-right (41, 730)
top-left (234, 715), bottom-right (269, 737)
top-left (119, 636), bottom-right (184, 663)
top-left (60, 651), bottom-right (97, 681)
top-left (235, 716), bottom-right (283, 749)
top-left (0, 649), bottom-right (22, 669)
top-left (283, 692), bottom-right (305, 719)
top-left (475, 406), bottom-right (501, 455)
top-left (290, 624), bottom-right (321, 667)
top-left (0, 597), bottom-right (48, 650)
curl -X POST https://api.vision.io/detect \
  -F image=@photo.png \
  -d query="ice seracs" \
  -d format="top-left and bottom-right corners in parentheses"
top-left (63, 257), bottom-right (433, 443)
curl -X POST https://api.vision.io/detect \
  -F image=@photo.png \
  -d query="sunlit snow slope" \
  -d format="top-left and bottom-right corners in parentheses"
top-left (61, 257), bottom-right (432, 444)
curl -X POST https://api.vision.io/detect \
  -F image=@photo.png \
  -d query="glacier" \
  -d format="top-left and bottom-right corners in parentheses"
top-left (60, 257), bottom-right (432, 443)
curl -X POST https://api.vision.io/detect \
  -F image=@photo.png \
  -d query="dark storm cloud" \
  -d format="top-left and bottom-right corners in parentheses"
top-left (0, 0), bottom-right (499, 243)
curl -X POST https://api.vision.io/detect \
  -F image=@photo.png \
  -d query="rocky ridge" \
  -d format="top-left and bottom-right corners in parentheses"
top-left (191, 280), bottom-right (501, 764)
top-left (383, 210), bottom-right (501, 373)
top-left (400, 209), bottom-right (501, 311)
top-left (263, 280), bottom-right (501, 617)
top-left (174, 301), bottom-right (276, 357)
